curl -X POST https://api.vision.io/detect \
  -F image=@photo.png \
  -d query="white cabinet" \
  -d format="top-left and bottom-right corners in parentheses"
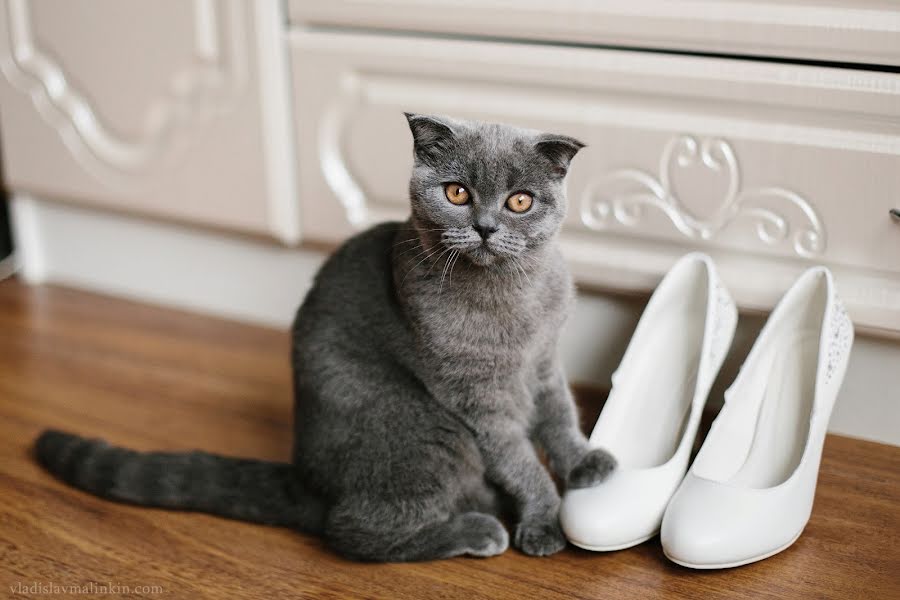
top-left (288, 31), bottom-right (900, 334)
top-left (0, 0), bottom-right (298, 242)
top-left (289, 0), bottom-right (900, 66)
top-left (1, 1), bottom-right (899, 337)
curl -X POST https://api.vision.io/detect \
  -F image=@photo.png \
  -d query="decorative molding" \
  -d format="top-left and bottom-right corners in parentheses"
top-left (0, 0), bottom-right (248, 181)
top-left (296, 27), bottom-right (900, 232)
top-left (316, 69), bottom-right (848, 232)
top-left (318, 73), bottom-right (370, 227)
top-left (580, 135), bottom-right (827, 257)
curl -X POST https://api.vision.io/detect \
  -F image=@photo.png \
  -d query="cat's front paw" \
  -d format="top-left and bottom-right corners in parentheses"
top-left (567, 448), bottom-right (617, 489)
top-left (514, 518), bottom-right (567, 557)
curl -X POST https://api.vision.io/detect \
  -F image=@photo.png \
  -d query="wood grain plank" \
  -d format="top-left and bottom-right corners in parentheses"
top-left (0, 278), bottom-right (897, 599)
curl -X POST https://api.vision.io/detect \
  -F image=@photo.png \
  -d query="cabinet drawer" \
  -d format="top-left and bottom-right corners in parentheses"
top-left (288, 31), bottom-right (900, 335)
top-left (289, 0), bottom-right (900, 67)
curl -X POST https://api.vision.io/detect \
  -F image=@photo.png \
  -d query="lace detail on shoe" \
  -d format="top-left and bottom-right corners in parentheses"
top-left (707, 276), bottom-right (736, 375)
top-left (824, 296), bottom-right (852, 384)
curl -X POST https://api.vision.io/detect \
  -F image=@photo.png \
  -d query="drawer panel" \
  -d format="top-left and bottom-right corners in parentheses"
top-left (0, 0), bottom-right (299, 243)
top-left (289, 0), bottom-right (900, 67)
top-left (288, 31), bottom-right (900, 335)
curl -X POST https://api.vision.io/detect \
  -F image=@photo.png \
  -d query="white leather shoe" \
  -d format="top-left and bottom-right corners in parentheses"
top-left (661, 266), bottom-right (853, 569)
top-left (560, 253), bottom-right (737, 551)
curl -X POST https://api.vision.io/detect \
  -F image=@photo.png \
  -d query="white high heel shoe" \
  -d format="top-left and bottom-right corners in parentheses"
top-left (661, 266), bottom-right (853, 569)
top-left (560, 253), bottom-right (737, 551)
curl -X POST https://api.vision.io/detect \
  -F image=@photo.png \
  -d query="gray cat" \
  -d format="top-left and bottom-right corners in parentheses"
top-left (34, 113), bottom-right (616, 561)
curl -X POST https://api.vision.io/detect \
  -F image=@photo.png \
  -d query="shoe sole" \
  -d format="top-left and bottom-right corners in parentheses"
top-left (568, 531), bottom-right (658, 552)
top-left (663, 529), bottom-right (803, 569)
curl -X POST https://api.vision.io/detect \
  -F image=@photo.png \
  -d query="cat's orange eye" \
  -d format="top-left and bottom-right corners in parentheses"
top-left (506, 192), bottom-right (533, 213)
top-left (444, 183), bottom-right (470, 205)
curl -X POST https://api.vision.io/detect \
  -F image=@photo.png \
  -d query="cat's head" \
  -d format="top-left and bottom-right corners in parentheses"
top-left (405, 113), bottom-right (584, 267)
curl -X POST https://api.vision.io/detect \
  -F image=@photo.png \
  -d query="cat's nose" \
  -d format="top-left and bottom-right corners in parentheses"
top-left (473, 222), bottom-right (499, 240)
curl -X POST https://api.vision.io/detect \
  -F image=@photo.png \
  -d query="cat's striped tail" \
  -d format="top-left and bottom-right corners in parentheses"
top-left (34, 429), bottom-right (325, 533)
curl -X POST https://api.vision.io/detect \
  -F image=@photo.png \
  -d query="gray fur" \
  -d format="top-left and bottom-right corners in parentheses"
top-left (34, 113), bottom-right (615, 562)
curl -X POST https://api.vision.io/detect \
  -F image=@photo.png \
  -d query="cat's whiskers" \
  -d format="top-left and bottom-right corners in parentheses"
top-left (393, 227), bottom-right (451, 251)
top-left (399, 244), bottom-right (447, 288)
top-left (447, 250), bottom-right (461, 291)
top-left (503, 258), bottom-right (525, 289)
top-left (397, 237), bottom-right (441, 260)
top-left (519, 252), bottom-right (544, 275)
top-left (442, 239), bottom-right (481, 252)
top-left (427, 247), bottom-right (455, 276)
top-left (393, 237), bottom-right (421, 248)
top-left (513, 258), bottom-right (532, 287)
top-left (396, 243), bottom-right (430, 260)
top-left (395, 243), bottom-right (425, 259)
top-left (438, 250), bottom-right (458, 295)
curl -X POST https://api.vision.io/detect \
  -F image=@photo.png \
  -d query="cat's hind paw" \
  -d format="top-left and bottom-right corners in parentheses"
top-left (460, 513), bottom-right (509, 558)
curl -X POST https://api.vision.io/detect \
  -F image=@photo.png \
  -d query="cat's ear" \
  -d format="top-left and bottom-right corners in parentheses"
top-left (404, 112), bottom-right (457, 164)
top-left (535, 134), bottom-right (586, 177)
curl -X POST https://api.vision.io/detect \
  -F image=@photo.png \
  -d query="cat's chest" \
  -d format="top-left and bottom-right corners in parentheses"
top-left (434, 299), bottom-right (538, 348)
top-left (412, 282), bottom-right (556, 376)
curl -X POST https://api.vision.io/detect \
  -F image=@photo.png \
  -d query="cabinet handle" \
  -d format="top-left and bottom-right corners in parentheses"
top-left (892, 208), bottom-right (900, 222)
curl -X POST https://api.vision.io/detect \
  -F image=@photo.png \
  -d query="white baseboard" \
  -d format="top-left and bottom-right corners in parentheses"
top-left (11, 194), bottom-right (325, 327)
top-left (10, 195), bottom-right (900, 446)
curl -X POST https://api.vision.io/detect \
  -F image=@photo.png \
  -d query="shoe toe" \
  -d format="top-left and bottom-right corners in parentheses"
top-left (661, 506), bottom-right (731, 567)
top-left (560, 469), bottom-right (672, 550)
top-left (661, 476), bottom-right (800, 568)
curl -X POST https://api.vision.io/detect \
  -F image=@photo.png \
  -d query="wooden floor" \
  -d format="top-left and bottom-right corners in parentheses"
top-left (1, 279), bottom-right (898, 599)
